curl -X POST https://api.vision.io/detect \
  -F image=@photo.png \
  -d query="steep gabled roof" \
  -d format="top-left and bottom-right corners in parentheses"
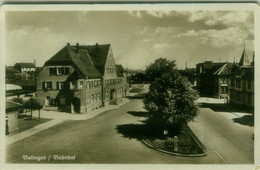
top-left (44, 45), bottom-right (102, 79)
top-left (203, 63), bottom-right (225, 75)
top-left (78, 44), bottom-right (111, 75)
top-left (213, 63), bottom-right (232, 76)
top-left (15, 63), bottom-right (35, 68)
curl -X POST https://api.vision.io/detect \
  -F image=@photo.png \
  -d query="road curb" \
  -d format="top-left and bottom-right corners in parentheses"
top-left (141, 139), bottom-right (206, 157)
top-left (141, 126), bottom-right (207, 157)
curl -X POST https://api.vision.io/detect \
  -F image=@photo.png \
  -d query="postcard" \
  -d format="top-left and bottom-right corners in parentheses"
top-left (1, 3), bottom-right (259, 170)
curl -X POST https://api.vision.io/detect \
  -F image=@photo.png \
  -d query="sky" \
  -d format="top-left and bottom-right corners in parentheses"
top-left (5, 10), bottom-right (254, 70)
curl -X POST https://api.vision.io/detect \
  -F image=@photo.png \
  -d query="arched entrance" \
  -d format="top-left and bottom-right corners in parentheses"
top-left (110, 89), bottom-right (116, 101)
top-left (45, 96), bottom-right (51, 106)
top-left (72, 97), bottom-right (80, 113)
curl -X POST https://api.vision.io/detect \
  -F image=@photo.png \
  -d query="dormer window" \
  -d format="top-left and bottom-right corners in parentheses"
top-left (49, 68), bottom-right (56, 75)
top-left (49, 67), bottom-right (70, 75)
top-left (57, 67), bottom-right (64, 75)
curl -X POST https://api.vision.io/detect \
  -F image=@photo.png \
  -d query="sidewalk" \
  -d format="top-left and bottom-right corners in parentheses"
top-left (6, 98), bottom-right (130, 145)
top-left (196, 97), bottom-right (252, 118)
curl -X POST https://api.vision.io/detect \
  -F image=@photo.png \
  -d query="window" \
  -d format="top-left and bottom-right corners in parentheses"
top-left (86, 81), bottom-right (90, 89)
top-left (46, 81), bottom-right (52, 89)
top-left (106, 91), bottom-right (109, 98)
top-left (95, 94), bottom-right (98, 102)
top-left (231, 79), bottom-right (235, 87)
top-left (79, 81), bottom-right (84, 89)
top-left (57, 67), bottom-right (64, 75)
top-left (49, 68), bottom-right (56, 75)
top-left (60, 82), bottom-right (64, 89)
top-left (56, 81), bottom-right (64, 90)
top-left (248, 80), bottom-right (251, 89)
top-left (223, 87), bottom-right (227, 94)
top-left (236, 79), bottom-right (241, 88)
top-left (92, 95), bottom-right (94, 103)
top-left (56, 82), bottom-right (59, 90)
top-left (64, 67), bottom-right (70, 75)
top-left (94, 81), bottom-right (97, 87)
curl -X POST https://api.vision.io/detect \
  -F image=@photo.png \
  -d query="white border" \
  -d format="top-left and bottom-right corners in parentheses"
top-left (1, 3), bottom-right (259, 170)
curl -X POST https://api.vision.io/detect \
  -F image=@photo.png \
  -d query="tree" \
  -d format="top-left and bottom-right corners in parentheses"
top-left (11, 97), bottom-right (24, 104)
top-left (143, 58), bottom-right (199, 133)
top-left (23, 98), bottom-right (43, 120)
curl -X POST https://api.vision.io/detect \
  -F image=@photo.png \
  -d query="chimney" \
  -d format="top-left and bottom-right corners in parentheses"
top-left (76, 43), bottom-right (79, 53)
top-left (67, 43), bottom-right (70, 46)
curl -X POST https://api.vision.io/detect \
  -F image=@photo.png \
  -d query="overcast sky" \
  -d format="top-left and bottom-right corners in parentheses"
top-left (5, 10), bottom-right (254, 69)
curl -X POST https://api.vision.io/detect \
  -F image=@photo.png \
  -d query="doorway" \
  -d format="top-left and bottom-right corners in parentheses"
top-left (72, 97), bottom-right (80, 113)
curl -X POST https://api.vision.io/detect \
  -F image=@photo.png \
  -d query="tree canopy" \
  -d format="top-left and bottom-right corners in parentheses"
top-left (23, 98), bottom-right (42, 110)
top-left (145, 58), bottom-right (177, 83)
top-left (23, 98), bottom-right (43, 119)
top-left (143, 58), bottom-right (199, 131)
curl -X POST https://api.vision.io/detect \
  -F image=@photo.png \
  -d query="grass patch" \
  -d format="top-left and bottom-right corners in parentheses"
top-left (18, 118), bottom-right (51, 132)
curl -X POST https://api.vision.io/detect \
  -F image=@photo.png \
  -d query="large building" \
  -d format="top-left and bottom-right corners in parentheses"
top-left (229, 48), bottom-right (254, 109)
top-left (37, 43), bottom-right (129, 114)
top-left (196, 61), bottom-right (232, 99)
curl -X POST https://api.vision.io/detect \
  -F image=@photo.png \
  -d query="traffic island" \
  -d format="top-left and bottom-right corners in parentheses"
top-left (141, 126), bottom-right (207, 157)
top-left (116, 122), bottom-right (206, 157)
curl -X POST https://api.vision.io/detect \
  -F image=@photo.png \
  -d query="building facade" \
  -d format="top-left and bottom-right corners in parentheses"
top-left (37, 43), bottom-right (129, 114)
top-left (14, 63), bottom-right (36, 73)
top-left (229, 49), bottom-right (254, 108)
top-left (196, 61), bottom-right (232, 99)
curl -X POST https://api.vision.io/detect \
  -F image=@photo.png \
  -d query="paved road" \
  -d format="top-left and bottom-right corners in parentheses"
top-left (7, 99), bottom-right (226, 164)
top-left (189, 106), bottom-right (254, 164)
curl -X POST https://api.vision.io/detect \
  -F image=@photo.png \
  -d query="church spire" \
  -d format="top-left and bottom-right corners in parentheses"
top-left (238, 44), bottom-right (250, 66)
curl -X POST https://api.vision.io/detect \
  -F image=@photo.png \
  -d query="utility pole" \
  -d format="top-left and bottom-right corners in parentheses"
top-left (34, 59), bottom-right (37, 92)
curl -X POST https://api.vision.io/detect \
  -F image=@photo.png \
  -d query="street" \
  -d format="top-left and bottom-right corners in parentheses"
top-left (189, 99), bottom-right (254, 164)
top-left (6, 98), bottom-right (253, 164)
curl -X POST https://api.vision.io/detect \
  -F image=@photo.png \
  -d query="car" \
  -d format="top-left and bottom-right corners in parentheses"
top-left (17, 112), bottom-right (32, 119)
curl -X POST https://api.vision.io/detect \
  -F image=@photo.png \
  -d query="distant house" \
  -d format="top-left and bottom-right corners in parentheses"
top-left (6, 101), bottom-right (21, 135)
top-left (196, 61), bottom-right (232, 99)
top-left (37, 43), bottom-right (129, 114)
top-left (229, 48), bottom-right (254, 109)
top-left (14, 63), bottom-right (36, 73)
top-left (6, 63), bottom-right (37, 91)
